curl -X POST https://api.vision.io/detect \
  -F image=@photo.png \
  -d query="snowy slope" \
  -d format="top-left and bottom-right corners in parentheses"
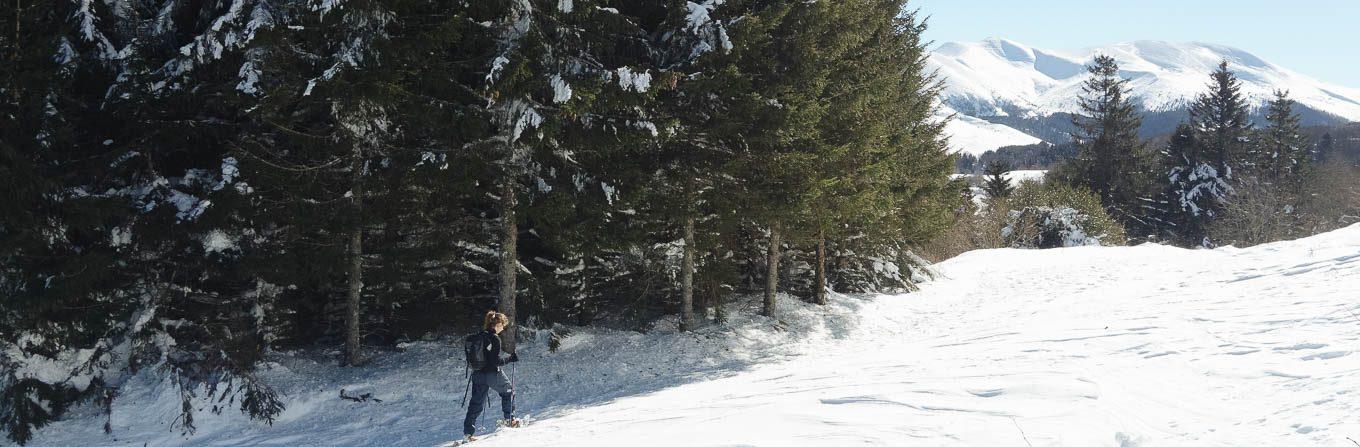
top-left (941, 106), bottom-right (1044, 156)
top-left (931, 38), bottom-right (1360, 122)
top-left (20, 225), bottom-right (1360, 446)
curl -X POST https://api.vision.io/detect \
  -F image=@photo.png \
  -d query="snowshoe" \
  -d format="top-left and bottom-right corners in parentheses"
top-left (436, 435), bottom-right (475, 447)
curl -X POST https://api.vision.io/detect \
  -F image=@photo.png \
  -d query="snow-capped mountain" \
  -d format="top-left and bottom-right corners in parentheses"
top-left (932, 38), bottom-right (1360, 154)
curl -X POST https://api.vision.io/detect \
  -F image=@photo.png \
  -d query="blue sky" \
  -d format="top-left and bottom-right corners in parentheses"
top-left (910, 0), bottom-right (1359, 87)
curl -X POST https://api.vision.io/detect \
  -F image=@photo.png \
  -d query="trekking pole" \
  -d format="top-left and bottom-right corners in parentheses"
top-left (459, 364), bottom-right (472, 408)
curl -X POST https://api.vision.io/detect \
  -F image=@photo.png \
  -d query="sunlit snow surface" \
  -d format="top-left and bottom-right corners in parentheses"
top-left (483, 227), bottom-right (1360, 447)
top-left (24, 226), bottom-right (1360, 446)
top-left (941, 108), bottom-right (1044, 156)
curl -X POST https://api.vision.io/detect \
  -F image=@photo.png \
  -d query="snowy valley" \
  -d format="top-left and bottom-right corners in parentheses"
top-left (24, 225), bottom-right (1360, 447)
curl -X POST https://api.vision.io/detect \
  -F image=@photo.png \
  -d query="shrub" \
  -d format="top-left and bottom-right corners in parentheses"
top-left (1211, 161), bottom-right (1360, 247)
top-left (998, 181), bottom-right (1127, 248)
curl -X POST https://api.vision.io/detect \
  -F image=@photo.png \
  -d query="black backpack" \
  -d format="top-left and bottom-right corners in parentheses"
top-left (464, 333), bottom-right (488, 370)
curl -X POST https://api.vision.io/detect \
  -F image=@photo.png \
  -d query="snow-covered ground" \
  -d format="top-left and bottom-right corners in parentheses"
top-left (942, 108), bottom-right (1044, 155)
top-left (20, 225), bottom-right (1360, 447)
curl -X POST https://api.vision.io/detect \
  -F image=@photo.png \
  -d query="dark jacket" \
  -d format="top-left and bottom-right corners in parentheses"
top-left (473, 330), bottom-right (516, 373)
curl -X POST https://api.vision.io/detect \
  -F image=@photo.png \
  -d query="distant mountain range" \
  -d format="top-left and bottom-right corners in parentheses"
top-left (932, 38), bottom-right (1360, 155)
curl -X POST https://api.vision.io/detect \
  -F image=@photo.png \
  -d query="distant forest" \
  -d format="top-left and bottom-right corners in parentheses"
top-left (957, 121), bottom-right (1360, 173)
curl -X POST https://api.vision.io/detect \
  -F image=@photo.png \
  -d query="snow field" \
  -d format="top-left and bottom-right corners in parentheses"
top-left (942, 110), bottom-right (1045, 156)
top-left (19, 225), bottom-right (1360, 447)
top-left (478, 225), bottom-right (1360, 446)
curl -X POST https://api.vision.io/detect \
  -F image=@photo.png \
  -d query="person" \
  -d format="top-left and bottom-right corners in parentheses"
top-left (463, 311), bottom-right (521, 441)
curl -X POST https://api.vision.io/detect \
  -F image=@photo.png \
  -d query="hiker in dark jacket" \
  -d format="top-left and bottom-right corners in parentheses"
top-left (463, 311), bottom-right (521, 440)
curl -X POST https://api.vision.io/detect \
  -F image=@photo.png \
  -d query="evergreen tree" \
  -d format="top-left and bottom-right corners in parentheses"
top-left (1190, 60), bottom-right (1251, 181)
top-left (1314, 133), bottom-right (1335, 163)
top-left (242, 0), bottom-right (410, 367)
top-left (711, 2), bottom-right (821, 317)
top-left (1, 1), bottom-right (286, 442)
top-left (1064, 55), bottom-right (1154, 237)
top-left (799, 2), bottom-right (955, 305)
top-left (0, 2), bottom-right (967, 443)
top-left (983, 161), bottom-right (1015, 200)
top-left (1162, 123), bottom-right (1220, 245)
top-left (631, 0), bottom-right (745, 329)
top-left (1165, 60), bottom-right (1251, 247)
top-left (1255, 90), bottom-right (1310, 183)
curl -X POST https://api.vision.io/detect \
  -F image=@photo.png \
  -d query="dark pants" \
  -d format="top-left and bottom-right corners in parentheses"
top-left (463, 370), bottom-right (515, 435)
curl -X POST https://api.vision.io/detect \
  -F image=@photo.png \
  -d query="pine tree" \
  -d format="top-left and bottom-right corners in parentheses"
top-left (1314, 133), bottom-right (1335, 163)
top-left (707, 2), bottom-right (819, 318)
top-left (1163, 123), bottom-right (1224, 246)
top-left (801, 0), bottom-right (955, 305)
top-left (1190, 60), bottom-right (1251, 181)
top-left (2, 1), bottom-right (286, 442)
top-left (1064, 55), bottom-right (1153, 237)
top-left (1255, 90), bottom-right (1310, 183)
top-left (243, 0), bottom-right (411, 367)
top-left (1166, 60), bottom-right (1252, 247)
top-left (633, 0), bottom-right (744, 329)
top-left (983, 161), bottom-right (1015, 200)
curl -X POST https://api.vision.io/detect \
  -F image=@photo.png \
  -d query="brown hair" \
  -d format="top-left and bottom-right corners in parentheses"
top-left (483, 311), bottom-right (509, 330)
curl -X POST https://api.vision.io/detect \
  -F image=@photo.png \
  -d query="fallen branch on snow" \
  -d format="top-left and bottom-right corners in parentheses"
top-left (340, 389), bottom-right (383, 403)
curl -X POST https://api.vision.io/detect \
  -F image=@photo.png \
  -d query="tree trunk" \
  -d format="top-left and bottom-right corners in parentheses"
top-left (762, 222), bottom-right (781, 317)
top-left (498, 176), bottom-right (518, 355)
top-left (344, 147), bottom-right (365, 367)
top-left (713, 277), bottom-right (726, 323)
top-left (13, 1), bottom-right (19, 60)
top-left (815, 228), bottom-right (827, 305)
top-left (680, 216), bottom-right (695, 331)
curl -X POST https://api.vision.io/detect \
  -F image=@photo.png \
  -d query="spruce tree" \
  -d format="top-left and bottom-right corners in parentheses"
top-left (634, 0), bottom-right (745, 328)
top-left (1190, 60), bottom-right (1251, 182)
top-left (1065, 55), bottom-right (1153, 237)
top-left (1256, 90), bottom-right (1310, 183)
top-left (1165, 60), bottom-right (1251, 246)
top-left (2, 1), bottom-right (287, 441)
top-left (1314, 133), bottom-right (1335, 163)
top-left (1163, 123), bottom-right (1222, 246)
top-left (800, 0), bottom-right (955, 304)
top-left (243, 0), bottom-right (411, 367)
top-left (711, 2), bottom-right (820, 318)
top-left (983, 161), bottom-right (1015, 200)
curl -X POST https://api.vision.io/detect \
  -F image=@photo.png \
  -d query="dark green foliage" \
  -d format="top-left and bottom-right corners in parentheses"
top-left (1255, 90), bottom-right (1311, 183)
top-left (0, 1), bottom-right (957, 442)
top-left (1056, 55), bottom-right (1158, 239)
top-left (1152, 61), bottom-right (1253, 247)
top-left (1157, 124), bottom-right (1204, 245)
top-left (0, 379), bottom-right (82, 445)
top-left (982, 161), bottom-right (1015, 200)
top-left (1190, 61), bottom-right (1252, 177)
top-left (972, 142), bottom-right (1078, 173)
top-left (1315, 133), bottom-right (1335, 163)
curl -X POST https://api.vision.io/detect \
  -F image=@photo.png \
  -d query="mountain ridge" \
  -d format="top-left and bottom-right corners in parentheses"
top-left (932, 38), bottom-right (1360, 154)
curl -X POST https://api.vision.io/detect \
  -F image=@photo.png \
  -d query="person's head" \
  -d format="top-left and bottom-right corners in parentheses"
top-left (483, 311), bottom-right (510, 334)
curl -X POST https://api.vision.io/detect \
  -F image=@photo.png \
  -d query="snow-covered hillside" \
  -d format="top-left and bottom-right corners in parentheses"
top-left (941, 106), bottom-right (1044, 156)
top-left (932, 38), bottom-right (1360, 121)
top-left (21, 225), bottom-right (1360, 446)
top-left (931, 38), bottom-right (1360, 154)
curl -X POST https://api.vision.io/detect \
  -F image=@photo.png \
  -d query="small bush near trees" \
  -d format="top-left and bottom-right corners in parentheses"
top-left (1000, 181), bottom-right (1128, 249)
